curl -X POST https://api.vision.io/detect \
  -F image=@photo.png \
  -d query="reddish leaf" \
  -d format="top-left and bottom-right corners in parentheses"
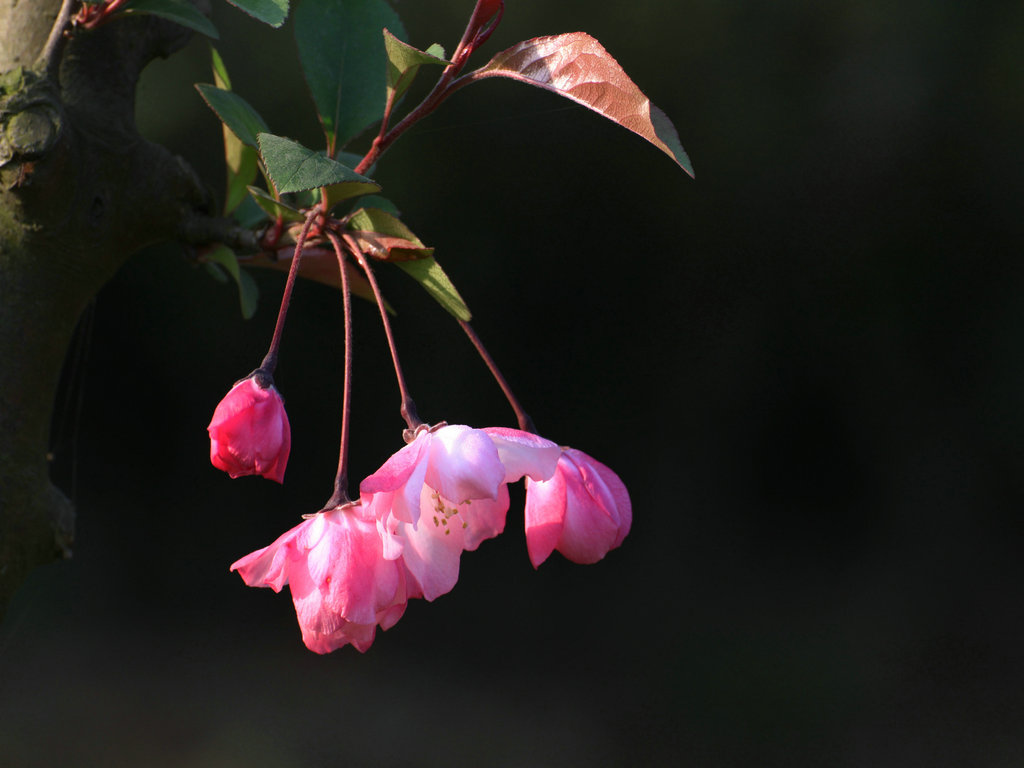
top-left (474, 32), bottom-right (693, 176)
top-left (241, 246), bottom-right (380, 306)
top-left (350, 230), bottom-right (434, 262)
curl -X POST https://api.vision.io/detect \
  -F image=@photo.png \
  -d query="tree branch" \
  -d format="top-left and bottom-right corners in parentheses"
top-left (0, 0), bottom-right (63, 72)
top-left (37, 0), bottom-right (76, 80)
top-left (0, 2), bottom-right (219, 617)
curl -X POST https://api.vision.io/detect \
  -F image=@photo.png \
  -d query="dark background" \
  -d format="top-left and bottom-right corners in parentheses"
top-left (3, 1), bottom-right (1024, 765)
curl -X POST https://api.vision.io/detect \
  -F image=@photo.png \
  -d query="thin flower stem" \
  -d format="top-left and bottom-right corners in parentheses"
top-left (322, 231), bottom-right (354, 509)
top-left (261, 209), bottom-right (320, 374)
top-left (340, 232), bottom-right (423, 433)
top-left (458, 319), bottom-right (535, 433)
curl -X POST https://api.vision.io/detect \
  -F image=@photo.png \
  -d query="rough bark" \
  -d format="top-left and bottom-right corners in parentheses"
top-left (0, 1), bottom-right (230, 615)
top-left (0, 1), bottom-right (64, 72)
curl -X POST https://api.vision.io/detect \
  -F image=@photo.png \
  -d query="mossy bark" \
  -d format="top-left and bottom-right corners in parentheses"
top-left (0, 2), bottom-right (216, 615)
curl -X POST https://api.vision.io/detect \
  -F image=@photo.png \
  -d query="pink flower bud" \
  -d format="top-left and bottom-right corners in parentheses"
top-left (467, 0), bottom-right (504, 34)
top-left (524, 448), bottom-right (632, 567)
top-left (208, 376), bottom-right (291, 483)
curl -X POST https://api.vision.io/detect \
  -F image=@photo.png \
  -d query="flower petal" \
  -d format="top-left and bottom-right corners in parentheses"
top-left (524, 448), bottom-right (632, 566)
top-left (484, 427), bottom-right (561, 483)
top-left (361, 433), bottom-right (430, 524)
top-left (571, 448), bottom-right (632, 548)
top-left (558, 469), bottom-right (620, 564)
top-left (524, 469), bottom-right (567, 568)
top-left (230, 518), bottom-right (309, 592)
top-left (232, 503), bottom-right (409, 653)
top-left (389, 483), bottom-right (475, 601)
top-left (461, 483), bottom-right (510, 552)
top-left (425, 425), bottom-right (504, 502)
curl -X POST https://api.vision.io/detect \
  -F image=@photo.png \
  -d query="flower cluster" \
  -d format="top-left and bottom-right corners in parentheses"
top-left (218, 416), bottom-right (631, 653)
top-left (201, 0), bottom-right (644, 654)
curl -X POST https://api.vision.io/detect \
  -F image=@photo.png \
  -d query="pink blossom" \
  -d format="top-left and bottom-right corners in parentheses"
top-left (208, 375), bottom-right (291, 483)
top-left (360, 424), bottom-right (561, 600)
top-left (524, 448), bottom-right (632, 567)
top-left (230, 503), bottom-right (408, 653)
top-left (362, 424), bottom-right (506, 523)
top-left (482, 427), bottom-right (563, 486)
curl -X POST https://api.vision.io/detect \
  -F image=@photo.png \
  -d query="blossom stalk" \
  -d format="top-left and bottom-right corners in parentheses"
top-left (341, 233), bottom-right (423, 433)
top-left (323, 231), bottom-right (354, 508)
top-left (458, 319), bottom-right (534, 433)
top-left (261, 209), bottom-right (320, 374)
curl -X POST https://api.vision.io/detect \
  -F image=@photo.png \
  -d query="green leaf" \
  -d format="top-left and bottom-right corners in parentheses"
top-left (225, 0), bottom-right (289, 28)
top-left (124, 0), bottom-right (219, 39)
top-left (292, 189), bottom-right (320, 209)
top-left (294, 0), bottom-right (405, 152)
top-left (347, 211), bottom-right (464, 316)
top-left (205, 244), bottom-right (241, 282)
top-left (204, 52), bottom-right (262, 214)
top-left (348, 207), bottom-right (421, 243)
top-left (384, 29), bottom-right (449, 104)
top-left (396, 257), bottom-right (471, 321)
top-left (347, 206), bottom-right (434, 261)
top-left (257, 132), bottom-right (380, 195)
top-left (323, 180), bottom-right (385, 210)
top-left (354, 195), bottom-right (400, 216)
top-left (247, 186), bottom-right (304, 221)
top-left (236, 268), bottom-right (259, 319)
top-left (337, 151), bottom-right (365, 170)
top-left (203, 260), bottom-right (229, 283)
top-left (475, 32), bottom-right (693, 176)
top-left (226, 145), bottom-right (260, 214)
top-left (322, 152), bottom-right (381, 209)
top-left (205, 245), bottom-right (259, 319)
top-left (233, 194), bottom-right (268, 229)
top-left (211, 47), bottom-right (231, 90)
top-left (195, 84), bottom-right (269, 148)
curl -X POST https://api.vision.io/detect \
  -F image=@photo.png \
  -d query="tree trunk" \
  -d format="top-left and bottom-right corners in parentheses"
top-left (0, 1), bottom-right (221, 615)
